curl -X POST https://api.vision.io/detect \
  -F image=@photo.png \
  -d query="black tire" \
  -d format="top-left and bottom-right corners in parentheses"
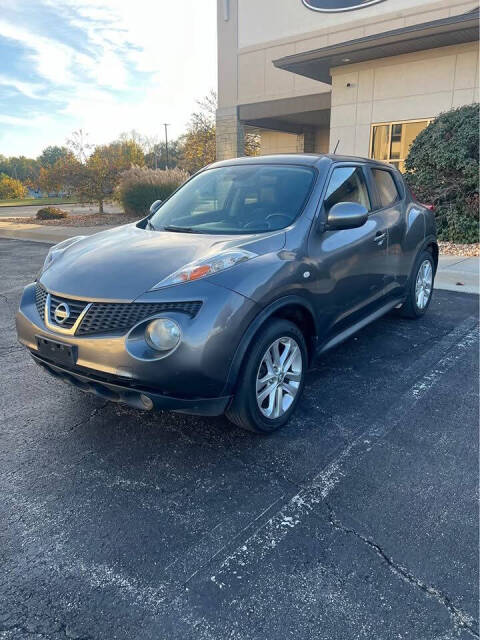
top-left (225, 319), bottom-right (307, 433)
top-left (399, 250), bottom-right (435, 319)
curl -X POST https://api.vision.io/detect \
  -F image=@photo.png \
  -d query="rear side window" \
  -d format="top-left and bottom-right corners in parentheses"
top-left (324, 166), bottom-right (371, 214)
top-left (372, 169), bottom-right (400, 208)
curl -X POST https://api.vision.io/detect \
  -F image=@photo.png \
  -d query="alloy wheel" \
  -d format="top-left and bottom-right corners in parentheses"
top-left (415, 259), bottom-right (433, 310)
top-left (256, 336), bottom-right (303, 419)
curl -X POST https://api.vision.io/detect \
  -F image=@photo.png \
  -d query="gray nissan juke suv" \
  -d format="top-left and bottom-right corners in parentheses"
top-left (16, 154), bottom-right (437, 432)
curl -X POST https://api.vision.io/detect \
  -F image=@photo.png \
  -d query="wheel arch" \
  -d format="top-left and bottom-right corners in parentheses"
top-left (424, 238), bottom-right (439, 274)
top-left (223, 296), bottom-right (318, 395)
top-left (406, 236), bottom-right (438, 288)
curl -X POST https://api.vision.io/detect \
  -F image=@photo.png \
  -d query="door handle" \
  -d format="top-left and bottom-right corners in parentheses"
top-left (374, 231), bottom-right (387, 245)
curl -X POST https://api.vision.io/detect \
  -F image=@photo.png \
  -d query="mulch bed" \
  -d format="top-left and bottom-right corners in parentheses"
top-left (438, 242), bottom-right (479, 257)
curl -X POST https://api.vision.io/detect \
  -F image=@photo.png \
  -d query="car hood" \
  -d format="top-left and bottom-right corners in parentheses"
top-left (39, 223), bottom-right (285, 301)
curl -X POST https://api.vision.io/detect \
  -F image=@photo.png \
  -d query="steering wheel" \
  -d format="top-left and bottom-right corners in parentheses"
top-left (242, 212), bottom-right (292, 231)
top-left (265, 213), bottom-right (292, 229)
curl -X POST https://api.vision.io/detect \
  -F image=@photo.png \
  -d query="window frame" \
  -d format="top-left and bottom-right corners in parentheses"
top-left (322, 162), bottom-right (374, 218)
top-left (368, 166), bottom-right (403, 211)
top-left (369, 118), bottom-right (433, 171)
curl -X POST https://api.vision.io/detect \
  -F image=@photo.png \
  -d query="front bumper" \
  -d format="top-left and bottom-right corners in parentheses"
top-left (31, 353), bottom-right (231, 416)
top-left (16, 280), bottom-right (258, 407)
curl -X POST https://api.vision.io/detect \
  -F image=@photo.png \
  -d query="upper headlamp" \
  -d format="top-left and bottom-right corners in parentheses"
top-left (150, 249), bottom-right (256, 290)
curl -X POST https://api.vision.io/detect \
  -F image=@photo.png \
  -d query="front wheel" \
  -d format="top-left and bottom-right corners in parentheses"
top-left (226, 319), bottom-right (307, 433)
top-left (400, 250), bottom-right (435, 318)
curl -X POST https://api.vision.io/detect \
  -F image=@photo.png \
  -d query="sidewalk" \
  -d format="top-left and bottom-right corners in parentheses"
top-left (0, 221), bottom-right (477, 294)
top-left (436, 255), bottom-right (479, 294)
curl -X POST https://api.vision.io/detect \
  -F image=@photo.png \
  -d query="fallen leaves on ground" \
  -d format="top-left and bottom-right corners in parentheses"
top-left (438, 242), bottom-right (479, 257)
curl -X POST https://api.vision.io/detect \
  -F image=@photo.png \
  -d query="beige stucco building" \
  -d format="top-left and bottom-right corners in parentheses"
top-left (216, 0), bottom-right (479, 168)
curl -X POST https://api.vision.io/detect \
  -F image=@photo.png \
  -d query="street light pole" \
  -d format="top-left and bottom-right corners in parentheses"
top-left (163, 123), bottom-right (170, 169)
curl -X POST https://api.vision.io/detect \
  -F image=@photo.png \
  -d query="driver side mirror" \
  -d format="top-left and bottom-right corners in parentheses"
top-left (149, 199), bottom-right (162, 215)
top-left (326, 202), bottom-right (368, 231)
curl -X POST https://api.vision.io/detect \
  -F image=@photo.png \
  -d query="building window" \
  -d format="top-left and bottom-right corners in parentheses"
top-left (370, 119), bottom-right (432, 172)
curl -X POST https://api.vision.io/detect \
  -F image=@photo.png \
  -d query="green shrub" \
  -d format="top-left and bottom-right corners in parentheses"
top-left (405, 104), bottom-right (479, 243)
top-left (115, 167), bottom-right (189, 216)
top-left (36, 206), bottom-right (69, 220)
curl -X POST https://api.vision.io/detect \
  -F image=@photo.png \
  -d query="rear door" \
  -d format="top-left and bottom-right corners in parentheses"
top-left (367, 166), bottom-right (406, 299)
top-left (307, 163), bottom-right (391, 335)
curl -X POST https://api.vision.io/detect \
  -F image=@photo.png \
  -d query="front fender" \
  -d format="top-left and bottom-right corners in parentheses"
top-left (221, 294), bottom-right (318, 395)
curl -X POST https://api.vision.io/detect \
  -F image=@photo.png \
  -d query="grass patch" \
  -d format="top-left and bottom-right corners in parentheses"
top-left (0, 196), bottom-right (79, 207)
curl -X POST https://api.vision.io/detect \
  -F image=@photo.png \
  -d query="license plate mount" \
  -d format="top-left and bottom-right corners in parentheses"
top-left (36, 336), bottom-right (77, 367)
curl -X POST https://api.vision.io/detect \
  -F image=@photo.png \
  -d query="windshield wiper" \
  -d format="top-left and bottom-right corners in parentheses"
top-left (163, 225), bottom-right (200, 233)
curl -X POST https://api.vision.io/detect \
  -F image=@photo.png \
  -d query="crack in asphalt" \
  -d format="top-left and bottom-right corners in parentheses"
top-left (66, 401), bottom-right (109, 433)
top-left (325, 501), bottom-right (480, 639)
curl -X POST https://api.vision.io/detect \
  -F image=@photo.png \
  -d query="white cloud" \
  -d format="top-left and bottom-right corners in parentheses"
top-left (0, 19), bottom-right (77, 86)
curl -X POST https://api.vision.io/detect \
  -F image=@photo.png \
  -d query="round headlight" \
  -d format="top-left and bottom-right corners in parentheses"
top-left (145, 318), bottom-right (181, 351)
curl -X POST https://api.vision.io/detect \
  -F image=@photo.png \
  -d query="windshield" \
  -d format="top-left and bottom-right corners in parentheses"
top-left (149, 164), bottom-right (316, 234)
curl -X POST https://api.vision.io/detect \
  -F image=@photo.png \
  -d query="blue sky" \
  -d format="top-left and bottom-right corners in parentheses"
top-left (0, 0), bottom-right (217, 158)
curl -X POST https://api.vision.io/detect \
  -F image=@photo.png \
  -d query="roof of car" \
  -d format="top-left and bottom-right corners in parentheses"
top-left (209, 154), bottom-right (395, 170)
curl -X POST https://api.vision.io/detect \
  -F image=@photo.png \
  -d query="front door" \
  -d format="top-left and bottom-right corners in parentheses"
top-left (307, 164), bottom-right (390, 338)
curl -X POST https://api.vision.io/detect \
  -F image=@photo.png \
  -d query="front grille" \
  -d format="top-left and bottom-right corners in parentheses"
top-left (48, 292), bottom-right (88, 329)
top-left (77, 300), bottom-right (202, 335)
top-left (34, 282), bottom-right (47, 320)
top-left (35, 283), bottom-right (202, 335)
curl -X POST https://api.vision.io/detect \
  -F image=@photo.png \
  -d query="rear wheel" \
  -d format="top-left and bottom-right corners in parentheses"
top-left (226, 319), bottom-right (307, 433)
top-left (400, 250), bottom-right (435, 318)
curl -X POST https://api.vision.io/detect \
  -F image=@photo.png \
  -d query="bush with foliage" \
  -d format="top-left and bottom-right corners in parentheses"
top-left (405, 104), bottom-right (479, 243)
top-left (115, 167), bottom-right (189, 216)
top-left (36, 206), bottom-right (69, 220)
top-left (0, 174), bottom-right (28, 200)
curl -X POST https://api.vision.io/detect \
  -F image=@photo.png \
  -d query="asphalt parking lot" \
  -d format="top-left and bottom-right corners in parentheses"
top-left (1, 237), bottom-right (478, 640)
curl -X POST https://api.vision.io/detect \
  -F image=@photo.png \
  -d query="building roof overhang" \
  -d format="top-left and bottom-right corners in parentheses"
top-left (238, 92), bottom-right (331, 133)
top-left (273, 9), bottom-right (479, 84)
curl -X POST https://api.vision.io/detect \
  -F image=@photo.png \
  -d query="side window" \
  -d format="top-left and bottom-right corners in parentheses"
top-left (324, 166), bottom-right (371, 214)
top-left (372, 169), bottom-right (400, 208)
